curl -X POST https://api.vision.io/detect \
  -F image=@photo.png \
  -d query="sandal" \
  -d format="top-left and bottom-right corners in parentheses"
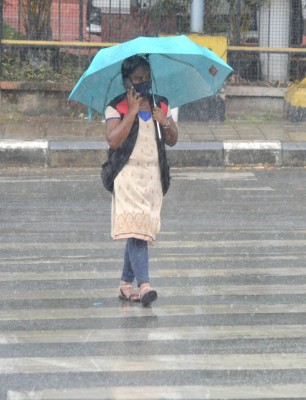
top-left (119, 284), bottom-right (140, 302)
top-left (140, 286), bottom-right (157, 307)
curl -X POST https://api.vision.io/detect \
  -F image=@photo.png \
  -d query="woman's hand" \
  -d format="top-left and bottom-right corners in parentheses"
top-left (152, 106), bottom-right (168, 126)
top-left (152, 106), bottom-right (178, 147)
top-left (127, 88), bottom-right (141, 116)
top-left (106, 90), bottom-right (141, 150)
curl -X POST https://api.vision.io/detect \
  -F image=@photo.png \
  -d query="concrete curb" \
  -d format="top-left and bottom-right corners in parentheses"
top-left (0, 140), bottom-right (49, 167)
top-left (1, 140), bottom-right (306, 168)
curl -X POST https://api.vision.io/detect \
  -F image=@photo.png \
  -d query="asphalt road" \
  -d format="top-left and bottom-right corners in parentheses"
top-left (1, 167), bottom-right (306, 399)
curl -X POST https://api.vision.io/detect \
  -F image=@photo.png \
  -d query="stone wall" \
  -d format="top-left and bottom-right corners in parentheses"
top-left (0, 81), bottom-right (287, 119)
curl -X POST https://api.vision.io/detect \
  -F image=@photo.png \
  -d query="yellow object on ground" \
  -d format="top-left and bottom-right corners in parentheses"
top-left (284, 77), bottom-right (306, 121)
top-left (284, 77), bottom-right (306, 108)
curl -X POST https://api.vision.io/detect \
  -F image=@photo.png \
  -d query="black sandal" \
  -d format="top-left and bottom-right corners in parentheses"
top-left (140, 286), bottom-right (157, 307)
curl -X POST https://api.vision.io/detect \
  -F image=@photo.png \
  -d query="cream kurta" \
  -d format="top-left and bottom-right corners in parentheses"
top-left (105, 106), bottom-right (170, 243)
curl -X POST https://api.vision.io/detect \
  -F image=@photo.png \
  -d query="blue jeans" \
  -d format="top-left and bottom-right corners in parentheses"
top-left (121, 238), bottom-right (149, 287)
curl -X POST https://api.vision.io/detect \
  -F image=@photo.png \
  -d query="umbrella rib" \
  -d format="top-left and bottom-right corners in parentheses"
top-left (149, 53), bottom-right (217, 95)
top-left (146, 53), bottom-right (209, 75)
top-left (158, 53), bottom-right (212, 73)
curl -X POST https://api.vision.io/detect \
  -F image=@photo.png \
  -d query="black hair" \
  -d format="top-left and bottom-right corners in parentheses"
top-left (121, 55), bottom-right (150, 80)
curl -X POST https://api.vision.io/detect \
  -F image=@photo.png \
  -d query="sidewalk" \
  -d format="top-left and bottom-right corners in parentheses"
top-left (1, 113), bottom-right (306, 167)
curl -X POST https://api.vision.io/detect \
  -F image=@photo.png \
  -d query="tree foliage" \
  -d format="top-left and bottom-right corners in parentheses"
top-left (21, 0), bottom-right (53, 40)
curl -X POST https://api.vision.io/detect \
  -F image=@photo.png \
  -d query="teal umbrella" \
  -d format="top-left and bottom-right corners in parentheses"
top-left (69, 35), bottom-right (233, 114)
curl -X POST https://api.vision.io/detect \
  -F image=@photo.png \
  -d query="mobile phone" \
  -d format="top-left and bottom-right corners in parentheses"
top-left (123, 78), bottom-right (136, 94)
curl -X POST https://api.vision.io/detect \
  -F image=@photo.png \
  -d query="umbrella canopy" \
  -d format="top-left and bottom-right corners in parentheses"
top-left (69, 35), bottom-right (233, 114)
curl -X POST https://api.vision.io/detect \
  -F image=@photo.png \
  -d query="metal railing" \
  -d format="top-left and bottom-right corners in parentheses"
top-left (1, 0), bottom-right (306, 82)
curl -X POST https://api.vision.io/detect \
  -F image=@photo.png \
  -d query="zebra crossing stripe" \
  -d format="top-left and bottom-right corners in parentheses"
top-left (1, 284), bottom-right (306, 300)
top-left (2, 353), bottom-right (306, 374)
top-left (7, 384), bottom-right (306, 400)
top-left (1, 324), bottom-right (306, 344)
top-left (1, 253), bottom-right (306, 266)
top-left (2, 238), bottom-right (306, 250)
top-left (1, 267), bottom-right (306, 281)
top-left (1, 303), bottom-right (306, 321)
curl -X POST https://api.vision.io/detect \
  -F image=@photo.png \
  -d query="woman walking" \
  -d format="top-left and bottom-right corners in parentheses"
top-left (103, 55), bottom-right (178, 306)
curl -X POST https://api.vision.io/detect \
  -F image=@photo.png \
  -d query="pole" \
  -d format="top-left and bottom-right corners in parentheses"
top-left (235, 0), bottom-right (241, 45)
top-left (79, 0), bottom-right (84, 41)
top-left (190, 0), bottom-right (204, 33)
top-left (0, 0), bottom-right (3, 77)
top-left (259, 0), bottom-right (290, 81)
top-left (59, 0), bottom-right (61, 40)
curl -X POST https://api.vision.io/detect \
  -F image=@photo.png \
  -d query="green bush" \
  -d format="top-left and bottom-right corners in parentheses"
top-left (3, 23), bottom-right (25, 39)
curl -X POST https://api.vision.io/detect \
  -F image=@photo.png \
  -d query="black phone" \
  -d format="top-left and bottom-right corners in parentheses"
top-left (123, 78), bottom-right (136, 94)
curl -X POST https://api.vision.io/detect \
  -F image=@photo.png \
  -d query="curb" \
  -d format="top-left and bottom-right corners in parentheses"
top-left (0, 140), bottom-right (49, 167)
top-left (1, 140), bottom-right (306, 168)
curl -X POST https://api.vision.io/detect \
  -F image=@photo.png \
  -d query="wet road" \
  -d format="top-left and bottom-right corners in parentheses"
top-left (1, 167), bottom-right (306, 399)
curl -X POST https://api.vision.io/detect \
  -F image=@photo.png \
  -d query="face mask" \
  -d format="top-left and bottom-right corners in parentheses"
top-left (133, 80), bottom-right (152, 96)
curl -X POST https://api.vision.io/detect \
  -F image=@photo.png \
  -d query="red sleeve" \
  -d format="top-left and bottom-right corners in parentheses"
top-left (116, 98), bottom-right (129, 116)
top-left (160, 101), bottom-right (168, 117)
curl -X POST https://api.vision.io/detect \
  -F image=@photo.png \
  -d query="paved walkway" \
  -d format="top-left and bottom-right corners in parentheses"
top-left (1, 114), bottom-right (306, 142)
top-left (1, 114), bottom-right (306, 167)
top-left (180, 119), bottom-right (306, 142)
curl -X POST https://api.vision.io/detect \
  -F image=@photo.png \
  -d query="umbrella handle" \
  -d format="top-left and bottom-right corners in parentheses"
top-left (156, 121), bottom-right (162, 140)
top-left (152, 93), bottom-right (162, 140)
top-left (149, 61), bottom-right (162, 141)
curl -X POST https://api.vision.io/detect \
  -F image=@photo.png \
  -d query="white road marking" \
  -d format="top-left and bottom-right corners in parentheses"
top-left (0, 304), bottom-right (306, 321)
top-left (7, 384), bottom-right (306, 400)
top-left (2, 353), bottom-right (306, 374)
top-left (1, 325), bottom-right (306, 345)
